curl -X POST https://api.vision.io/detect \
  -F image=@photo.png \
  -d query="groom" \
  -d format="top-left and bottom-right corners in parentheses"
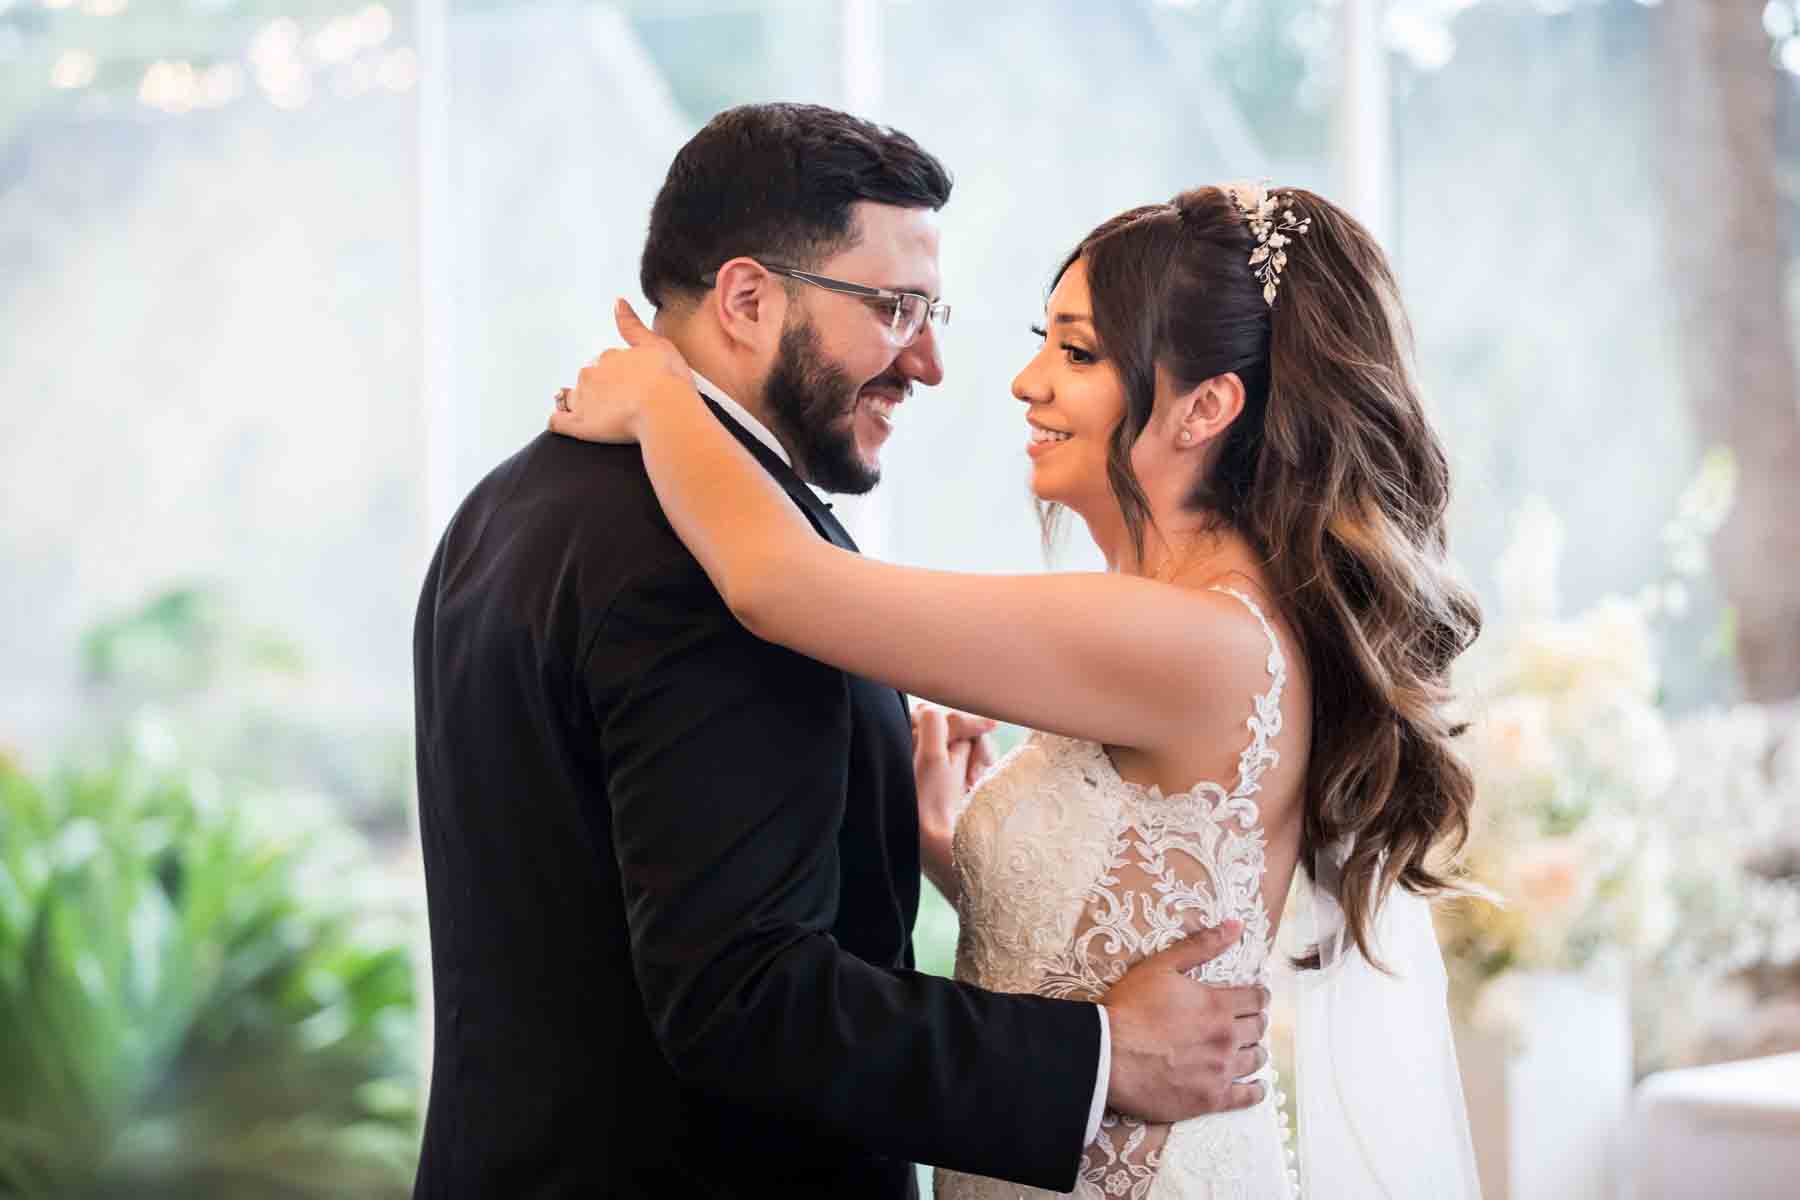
top-left (411, 103), bottom-right (1269, 1198)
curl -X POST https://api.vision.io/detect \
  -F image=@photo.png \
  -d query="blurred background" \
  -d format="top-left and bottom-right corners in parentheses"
top-left (3, 0), bottom-right (1799, 1196)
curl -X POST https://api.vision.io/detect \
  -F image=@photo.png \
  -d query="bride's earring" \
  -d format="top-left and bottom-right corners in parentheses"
top-left (1178, 429), bottom-right (1193, 446)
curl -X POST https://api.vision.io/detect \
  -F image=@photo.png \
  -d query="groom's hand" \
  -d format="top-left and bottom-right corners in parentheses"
top-left (911, 703), bottom-right (996, 905)
top-left (911, 703), bottom-right (997, 845)
top-left (1101, 921), bottom-right (1272, 1124)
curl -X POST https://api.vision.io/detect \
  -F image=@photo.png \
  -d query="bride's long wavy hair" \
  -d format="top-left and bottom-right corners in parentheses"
top-left (1046, 186), bottom-right (1482, 967)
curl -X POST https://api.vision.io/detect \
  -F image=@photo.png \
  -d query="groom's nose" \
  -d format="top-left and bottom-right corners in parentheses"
top-left (893, 318), bottom-right (944, 388)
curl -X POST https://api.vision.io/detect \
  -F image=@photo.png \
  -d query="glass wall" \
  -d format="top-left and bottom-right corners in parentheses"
top-left (875, 0), bottom-right (1337, 582)
top-left (1388, 0), bottom-right (1729, 709)
top-left (1, 0), bottom-right (425, 819)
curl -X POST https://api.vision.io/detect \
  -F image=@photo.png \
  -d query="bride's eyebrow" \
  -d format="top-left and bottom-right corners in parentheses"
top-left (1050, 312), bottom-right (1094, 327)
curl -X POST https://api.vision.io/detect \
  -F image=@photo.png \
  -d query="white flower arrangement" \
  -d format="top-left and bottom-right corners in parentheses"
top-left (1439, 451), bottom-right (1740, 1034)
top-left (1630, 698), bottom-right (1800, 1070)
top-left (1441, 448), bottom-right (1800, 1069)
top-left (1647, 704), bottom-right (1800, 978)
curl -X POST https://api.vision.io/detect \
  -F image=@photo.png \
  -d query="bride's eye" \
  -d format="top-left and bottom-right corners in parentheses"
top-left (1029, 325), bottom-right (1097, 365)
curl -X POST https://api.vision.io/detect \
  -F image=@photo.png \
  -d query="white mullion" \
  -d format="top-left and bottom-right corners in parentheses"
top-left (419, 0), bottom-right (455, 547)
top-left (412, 0), bottom-right (451, 1116)
top-left (1338, 0), bottom-right (1394, 249)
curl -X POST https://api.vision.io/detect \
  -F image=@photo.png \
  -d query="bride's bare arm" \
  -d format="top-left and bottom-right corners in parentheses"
top-left (552, 304), bottom-right (1268, 754)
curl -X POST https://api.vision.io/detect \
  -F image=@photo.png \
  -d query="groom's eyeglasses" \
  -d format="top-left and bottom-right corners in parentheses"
top-left (701, 263), bottom-right (951, 347)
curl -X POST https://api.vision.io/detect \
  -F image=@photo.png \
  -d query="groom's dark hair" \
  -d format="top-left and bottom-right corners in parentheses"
top-left (639, 103), bottom-right (953, 309)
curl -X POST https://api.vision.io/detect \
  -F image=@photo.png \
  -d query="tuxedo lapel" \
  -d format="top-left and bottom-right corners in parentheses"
top-left (702, 398), bottom-right (861, 553)
top-left (700, 399), bottom-right (908, 727)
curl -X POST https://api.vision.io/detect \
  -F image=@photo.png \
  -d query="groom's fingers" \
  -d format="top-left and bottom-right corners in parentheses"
top-left (1228, 1043), bottom-right (1270, 1081)
top-left (1223, 1080), bottom-right (1268, 1111)
top-left (1234, 1011), bottom-right (1269, 1048)
top-left (1144, 919), bottom-right (1243, 978)
top-left (1223, 984), bottom-right (1272, 1018)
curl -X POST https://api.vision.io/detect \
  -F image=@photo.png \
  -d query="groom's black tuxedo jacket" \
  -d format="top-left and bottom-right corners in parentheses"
top-left (411, 404), bottom-right (1100, 1199)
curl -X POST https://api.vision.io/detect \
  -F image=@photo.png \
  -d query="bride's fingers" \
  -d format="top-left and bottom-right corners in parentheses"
top-left (945, 739), bottom-right (972, 777)
top-left (615, 298), bottom-right (654, 347)
top-left (964, 733), bottom-right (995, 789)
top-left (941, 711), bottom-right (998, 742)
top-left (913, 706), bottom-right (950, 763)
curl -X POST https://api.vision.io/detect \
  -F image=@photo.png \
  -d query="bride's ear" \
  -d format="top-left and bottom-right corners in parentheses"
top-left (710, 258), bottom-right (787, 355)
top-left (1172, 372), bottom-right (1246, 450)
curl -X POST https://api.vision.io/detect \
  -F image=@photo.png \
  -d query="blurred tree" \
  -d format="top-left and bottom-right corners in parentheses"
top-left (1657, 0), bottom-right (1800, 701)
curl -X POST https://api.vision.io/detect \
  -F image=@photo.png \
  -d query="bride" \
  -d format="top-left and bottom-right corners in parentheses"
top-left (552, 183), bottom-right (1483, 1199)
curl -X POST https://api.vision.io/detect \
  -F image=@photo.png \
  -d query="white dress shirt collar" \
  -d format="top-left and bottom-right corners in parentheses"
top-left (690, 370), bottom-right (790, 468)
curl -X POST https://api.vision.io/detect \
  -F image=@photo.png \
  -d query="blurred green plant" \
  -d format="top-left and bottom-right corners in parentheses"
top-left (80, 586), bottom-right (305, 698)
top-left (75, 584), bottom-right (413, 841)
top-left (0, 749), bottom-right (418, 1199)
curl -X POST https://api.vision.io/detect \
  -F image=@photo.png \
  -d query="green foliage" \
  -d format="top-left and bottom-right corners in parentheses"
top-left (912, 883), bottom-right (959, 981)
top-left (74, 584), bottom-right (412, 840)
top-left (80, 585), bottom-right (305, 698)
top-left (0, 751), bottom-right (418, 1199)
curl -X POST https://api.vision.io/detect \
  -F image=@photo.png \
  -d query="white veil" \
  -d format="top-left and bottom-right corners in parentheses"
top-left (1292, 838), bottom-right (1483, 1198)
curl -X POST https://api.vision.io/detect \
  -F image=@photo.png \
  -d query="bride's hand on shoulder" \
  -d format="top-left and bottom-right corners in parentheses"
top-left (549, 299), bottom-right (695, 444)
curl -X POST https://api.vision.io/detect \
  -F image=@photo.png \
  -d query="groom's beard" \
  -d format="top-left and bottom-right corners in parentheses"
top-left (764, 314), bottom-right (881, 495)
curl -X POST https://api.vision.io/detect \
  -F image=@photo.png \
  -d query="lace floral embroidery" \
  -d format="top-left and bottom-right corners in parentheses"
top-left (936, 588), bottom-right (1295, 1200)
top-left (1038, 588), bottom-right (1285, 1000)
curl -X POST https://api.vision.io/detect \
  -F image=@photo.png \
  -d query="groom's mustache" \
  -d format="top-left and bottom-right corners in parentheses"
top-left (859, 370), bottom-right (912, 400)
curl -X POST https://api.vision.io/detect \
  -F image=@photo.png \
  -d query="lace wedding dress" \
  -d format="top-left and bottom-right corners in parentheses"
top-left (935, 588), bottom-right (1299, 1200)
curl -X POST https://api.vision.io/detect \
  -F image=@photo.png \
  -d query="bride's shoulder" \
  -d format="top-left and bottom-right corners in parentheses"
top-left (1167, 582), bottom-right (1301, 717)
top-left (1183, 580), bottom-right (1285, 660)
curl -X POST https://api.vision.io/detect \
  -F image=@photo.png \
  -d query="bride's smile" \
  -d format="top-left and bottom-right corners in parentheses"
top-left (1025, 420), bottom-right (1072, 456)
top-left (1015, 260), bottom-right (1127, 519)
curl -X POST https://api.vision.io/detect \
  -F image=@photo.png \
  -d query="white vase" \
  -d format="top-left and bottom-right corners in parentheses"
top-left (1454, 968), bottom-right (1633, 1200)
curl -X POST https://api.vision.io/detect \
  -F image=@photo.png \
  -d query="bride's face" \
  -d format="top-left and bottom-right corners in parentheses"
top-left (1013, 259), bottom-right (1127, 518)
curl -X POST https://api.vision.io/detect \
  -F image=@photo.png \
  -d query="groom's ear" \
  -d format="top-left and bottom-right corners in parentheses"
top-left (709, 257), bottom-right (787, 356)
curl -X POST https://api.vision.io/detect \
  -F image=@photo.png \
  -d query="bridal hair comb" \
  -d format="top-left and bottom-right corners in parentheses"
top-left (1225, 181), bottom-right (1312, 307)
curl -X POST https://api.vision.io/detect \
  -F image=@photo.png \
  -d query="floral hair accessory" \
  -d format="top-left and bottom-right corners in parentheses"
top-left (1225, 180), bottom-right (1311, 307)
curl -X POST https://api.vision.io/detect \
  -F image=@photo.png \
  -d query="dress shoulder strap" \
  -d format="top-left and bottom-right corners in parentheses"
top-left (1206, 585), bottom-right (1288, 802)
